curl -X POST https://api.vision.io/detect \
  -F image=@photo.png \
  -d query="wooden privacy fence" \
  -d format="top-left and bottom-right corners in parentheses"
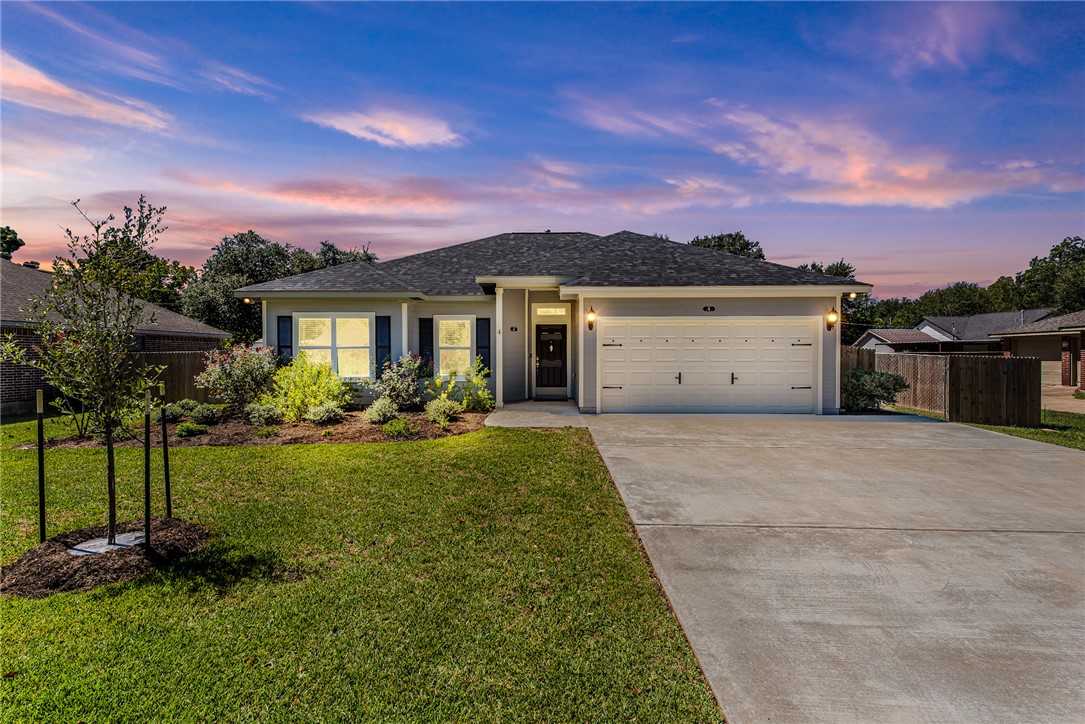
top-left (873, 353), bottom-right (1040, 427)
top-left (136, 351), bottom-right (211, 403)
top-left (841, 346), bottom-right (875, 376)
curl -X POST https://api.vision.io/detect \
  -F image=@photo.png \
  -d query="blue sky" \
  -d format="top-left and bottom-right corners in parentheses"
top-left (2, 1), bottom-right (1082, 297)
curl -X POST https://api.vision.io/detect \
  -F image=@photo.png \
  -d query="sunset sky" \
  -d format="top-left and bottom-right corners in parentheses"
top-left (2, 2), bottom-right (1082, 298)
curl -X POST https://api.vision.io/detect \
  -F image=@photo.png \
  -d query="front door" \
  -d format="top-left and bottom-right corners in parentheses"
top-left (535, 324), bottom-right (567, 397)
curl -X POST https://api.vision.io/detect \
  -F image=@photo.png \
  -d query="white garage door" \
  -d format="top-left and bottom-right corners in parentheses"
top-left (599, 318), bottom-right (819, 413)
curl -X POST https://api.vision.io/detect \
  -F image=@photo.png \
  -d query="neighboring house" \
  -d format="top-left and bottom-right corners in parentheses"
top-left (991, 310), bottom-right (1085, 388)
top-left (1, 259), bottom-right (230, 415)
top-left (854, 309), bottom-right (1050, 354)
top-left (236, 231), bottom-right (869, 414)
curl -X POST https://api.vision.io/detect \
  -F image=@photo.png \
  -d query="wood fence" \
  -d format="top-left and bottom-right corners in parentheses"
top-left (137, 351), bottom-right (211, 403)
top-left (871, 352), bottom-right (1041, 426)
top-left (947, 355), bottom-right (1041, 427)
top-left (841, 346), bottom-right (875, 376)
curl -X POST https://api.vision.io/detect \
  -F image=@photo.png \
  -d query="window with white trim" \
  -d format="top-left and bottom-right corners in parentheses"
top-left (293, 312), bottom-right (374, 379)
top-left (434, 315), bottom-right (475, 378)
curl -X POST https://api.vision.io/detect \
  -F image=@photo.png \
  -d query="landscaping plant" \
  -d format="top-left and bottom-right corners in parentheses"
top-left (244, 402), bottom-right (283, 427)
top-left (175, 398), bottom-right (200, 414)
top-left (381, 418), bottom-right (420, 438)
top-left (425, 397), bottom-right (462, 429)
top-left (194, 343), bottom-right (278, 410)
top-left (189, 404), bottom-right (220, 426)
top-left (364, 397), bottom-right (399, 424)
top-left (842, 369), bottom-right (909, 411)
top-left (153, 404), bottom-right (184, 423)
top-left (258, 354), bottom-right (352, 423)
top-left (0, 197), bottom-right (166, 545)
top-left (175, 422), bottom-right (208, 438)
top-left (304, 402), bottom-right (344, 425)
top-left (369, 353), bottom-right (431, 410)
top-left (425, 356), bottom-right (495, 412)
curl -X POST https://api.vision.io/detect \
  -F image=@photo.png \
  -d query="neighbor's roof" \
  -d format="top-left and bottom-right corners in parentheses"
top-left (992, 309), bottom-right (1085, 337)
top-left (921, 309), bottom-right (1050, 341)
top-left (0, 259), bottom-right (230, 338)
top-left (241, 230), bottom-right (870, 296)
top-left (858, 329), bottom-right (941, 345)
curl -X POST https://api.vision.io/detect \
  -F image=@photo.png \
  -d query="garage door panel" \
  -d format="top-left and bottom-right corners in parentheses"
top-left (599, 317), bottom-right (819, 413)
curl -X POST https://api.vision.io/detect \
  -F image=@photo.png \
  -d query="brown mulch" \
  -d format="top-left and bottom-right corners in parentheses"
top-left (18, 410), bottom-right (488, 451)
top-left (1, 517), bottom-right (209, 599)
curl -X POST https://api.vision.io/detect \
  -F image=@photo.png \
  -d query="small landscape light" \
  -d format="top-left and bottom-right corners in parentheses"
top-left (586, 306), bottom-right (597, 331)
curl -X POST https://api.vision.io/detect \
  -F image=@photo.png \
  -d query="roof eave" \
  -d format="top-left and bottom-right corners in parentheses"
top-left (558, 283), bottom-right (872, 299)
top-left (233, 289), bottom-right (428, 300)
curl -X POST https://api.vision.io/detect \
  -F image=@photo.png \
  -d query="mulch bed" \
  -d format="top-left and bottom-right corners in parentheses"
top-left (19, 410), bottom-right (488, 451)
top-left (0, 517), bottom-right (209, 599)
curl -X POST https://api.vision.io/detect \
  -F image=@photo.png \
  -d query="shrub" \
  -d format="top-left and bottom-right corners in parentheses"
top-left (194, 344), bottom-right (279, 409)
top-left (190, 404), bottom-right (220, 425)
top-left (369, 353), bottom-right (431, 410)
top-left (175, 398), bottom-right (200, 414)
top-left (153, 404), bottom-right (184, 423)
top-left (176, 422), bottom-right (208, 438)
top-left (254, 426), bottom-right (278, 438)
top-left (258, 354), bottom-right (352, 423)
top-left (382, 418), bottom-right (420, 438)
top-left (425, 397), bottom-right (462, 428)
top-left (424, 356), bottom-right (494, 412)
top-left (364, 397), bottom-right (399, 424)
top-left (244, 402), bottom-right (283, 427)
top-left (304, 402), bottom-right (344, 425)
top-left (842, 369), bottom-right (909, 411)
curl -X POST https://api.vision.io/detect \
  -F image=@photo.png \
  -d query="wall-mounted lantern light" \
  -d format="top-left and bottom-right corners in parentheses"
top-left (826, 306), bottom-right (839, 332)
top-left (586, 306), bottom-right (597, 331)
top-left (848, 291), bottom-right (857, 300)
top-left (242, 297), bottom-right (253, 305)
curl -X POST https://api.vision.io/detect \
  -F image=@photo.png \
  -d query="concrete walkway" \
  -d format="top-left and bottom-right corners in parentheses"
top-left (587, 414), bottom-right (1085, 724)
top-left (484, 400), bottom-right (586, 428)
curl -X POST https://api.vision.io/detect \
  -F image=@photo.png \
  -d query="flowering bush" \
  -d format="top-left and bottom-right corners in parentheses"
top-left (424, 356), bottom-right (494, 412)
top-left (258, 354), bottom-right (353, 423)
top-left (194, 344), bottom-right (278, 409)
top-left (369, 353), bottom-right (432, 411)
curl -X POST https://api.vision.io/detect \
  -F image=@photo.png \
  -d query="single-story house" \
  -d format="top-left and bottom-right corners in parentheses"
top-left (853, 309), bottom-right (1050, 355)
top-left (236, 231), bottom-right (870, 414)
top-left (1, 259), bottom-right (230, 415)
top-left (991, 310), bottom-right (1085, 388)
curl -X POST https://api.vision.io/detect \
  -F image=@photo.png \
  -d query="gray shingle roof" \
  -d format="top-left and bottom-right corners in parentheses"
top-left (862, 329), bottom-right (940, 345)
top-left (922, 309), bottom-right (1050, 341)
top-left (1, 259), bottom-right (230, 338)
top-left (243, 230), bottom-right (866, 296)
top-left (236, 259), bottom-right (420, 294)
top-left (993, 309), bottom-right (1085, 336)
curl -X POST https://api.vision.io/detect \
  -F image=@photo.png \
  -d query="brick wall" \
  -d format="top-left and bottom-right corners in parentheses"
top-left (0, 326), bottom-right (59, 416)
top-left (1080, 332), bottom-right (1085, 391)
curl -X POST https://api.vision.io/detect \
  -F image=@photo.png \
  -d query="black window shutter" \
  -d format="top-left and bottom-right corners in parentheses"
top-left (418, 318), bottom-right (434, 365)
top-left (476, 318), bottom-right (491, 376)
top-left (375, 316), bottom-right (392, 370)
top-left (277, 316), bottom-right (293, 359)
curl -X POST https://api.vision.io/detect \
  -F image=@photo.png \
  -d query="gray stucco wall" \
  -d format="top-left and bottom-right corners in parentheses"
top-left (577, 295), bottom-right (840, 413)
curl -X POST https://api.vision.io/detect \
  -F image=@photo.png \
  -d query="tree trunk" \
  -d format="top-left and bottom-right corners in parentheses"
top-left (106, 425), bottom-right (117, 546)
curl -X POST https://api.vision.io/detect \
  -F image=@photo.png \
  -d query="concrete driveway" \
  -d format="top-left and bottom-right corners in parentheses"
top-left (586, 414), bottom-right (1085, 724)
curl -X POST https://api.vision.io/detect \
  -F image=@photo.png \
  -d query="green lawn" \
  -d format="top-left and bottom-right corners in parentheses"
top-left (1, 421), bottom-right (720, 722)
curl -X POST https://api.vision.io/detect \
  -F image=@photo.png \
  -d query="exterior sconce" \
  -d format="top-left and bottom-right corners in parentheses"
top-left (242, 297), bottom-right (253, 305)
top-left (826, 306), bottom-right (839, 331)
top-left (847, 292), bottom-right (857, 300)
top-left (586, 306), bottom-right (597, 331)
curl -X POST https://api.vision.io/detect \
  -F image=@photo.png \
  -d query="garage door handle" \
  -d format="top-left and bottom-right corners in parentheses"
top-left (602, 343), bottom-right (623, 347)
top-left (791, 343), bottom-right (812, 347)
top-left (791, 386), bottom-right (812, 389)
top-left (731, 372), bottom-right (737, 385)
top-left (602, 385), bottom-right (623, 389)
top-left (675, 372), bottom-right (682, 384)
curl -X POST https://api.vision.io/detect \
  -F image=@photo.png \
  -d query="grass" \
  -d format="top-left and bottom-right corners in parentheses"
top-left (0, 420), bottom-right (720, 722)
top-left (1074, 390), bottom-right (1085, 400)
top-left (889, 405), bottom-right (1085, 451)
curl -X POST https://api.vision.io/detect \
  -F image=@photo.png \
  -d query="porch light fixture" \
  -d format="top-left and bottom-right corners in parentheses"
top-left (848, 291), bottom-right (857, 300)
top-left (242, 297), bottom-right (253, 305)
top-left (826, 306), bottom-right (839, 331)
top-left (586, 306), bottom-right (597, 331)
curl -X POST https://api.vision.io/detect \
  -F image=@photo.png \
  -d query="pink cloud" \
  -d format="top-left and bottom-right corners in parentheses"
top-left (304, 108), bottom-right (462, 148)
top-left (1, 51), bottom-right (171, 131)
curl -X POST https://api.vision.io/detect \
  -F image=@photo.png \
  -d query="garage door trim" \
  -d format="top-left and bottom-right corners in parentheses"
top-left (595, 315), bottom-right (823, 414)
